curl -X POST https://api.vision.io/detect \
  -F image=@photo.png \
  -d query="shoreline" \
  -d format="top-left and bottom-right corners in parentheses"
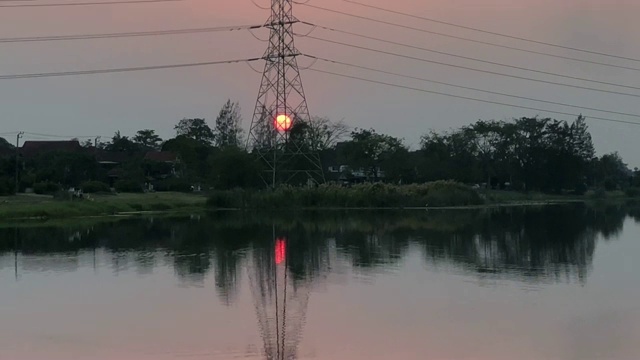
top-left (0, 190), bottom-right (624, 225)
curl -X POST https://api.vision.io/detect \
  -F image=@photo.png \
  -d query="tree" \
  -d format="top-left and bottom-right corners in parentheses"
top-left (175, 118), bottom-right (215, 145)
top-left (208, 147), bottom-right (262, 189)
top-left (162, 135), bottom-right (211, 181)
top-left (133, 129), bottom-right (163, 150)
top-left (341, 128), bottom-right (405, 180)
top-left (214, 100), bottom-right (243, 148)
top-left (591, 152), bottom-right (630, 190)
top-left (0, 137), bottom-right (13, 150)
top-left (104, 131), bottom-right (140, 154)
top-left (290, 116), bottom-right (349, 152)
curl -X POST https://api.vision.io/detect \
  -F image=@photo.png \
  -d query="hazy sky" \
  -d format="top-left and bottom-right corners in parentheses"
top-left (1, 0), bottom-right (640, 166)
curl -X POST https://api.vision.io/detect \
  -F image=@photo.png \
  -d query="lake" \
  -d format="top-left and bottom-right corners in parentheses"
top-left (1, 204), bottom-right (639, 359)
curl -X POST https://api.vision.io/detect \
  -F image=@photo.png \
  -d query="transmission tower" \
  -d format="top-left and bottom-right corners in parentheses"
top-left (247, 0), bottom-right (325, 187)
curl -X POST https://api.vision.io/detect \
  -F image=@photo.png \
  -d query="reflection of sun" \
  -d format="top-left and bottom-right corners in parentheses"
top-left (274, 114), bottom-right (292, 132)
top-left (275, 238), bottom-right (286, 265)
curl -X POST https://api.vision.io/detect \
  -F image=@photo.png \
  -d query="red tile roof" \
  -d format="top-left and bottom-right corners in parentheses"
top-left (21, 140), bottom-right (83, 158)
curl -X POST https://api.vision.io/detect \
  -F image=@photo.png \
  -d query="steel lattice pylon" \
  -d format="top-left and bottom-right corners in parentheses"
top-left (247, 0), bottom-right (325, 187)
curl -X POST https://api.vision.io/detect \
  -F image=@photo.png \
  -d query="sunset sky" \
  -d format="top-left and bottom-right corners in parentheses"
top-left (1, 0), bottom-right (640, 165)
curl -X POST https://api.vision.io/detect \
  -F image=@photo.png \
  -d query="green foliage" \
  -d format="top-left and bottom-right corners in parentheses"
top-left (625, 187), bottom-right (640, 198)
top-left (153, 178), bottom-right (192, 192)
top-left (174, 118), bottom-right (215, 145)
top-left (0, 177), bottom-right (14, 195)
top-left (29, 151), bottom-right (98, 188)
top-left (289, 116), bottom-right (349, 152)
top-left (162, 135), bottom-right (210, 180)
top-left (591, 188), bottom-right (607, 200)
top-left (214, 99), bottom-right (243, 148)
top-left (114, 179), bottom-right (143, 193)
top-left (81, 181), bottom-right (111, 193)
top-left (418, 116), bottom-right (597, 193)
top-left (208, 147), bottom-right (262, 189)
top-left (340, 128), bottom-right (406, 180)
top-left (104, 131), bottom-right (140, 154)
top-left (574, 182), bottom-right (588, 196)
top-left (206, 181), bottom-right (483, 209)
top-left (33, 181), bottom-right (61, 195)
top-left (133, 129), bottom-right (163, 150)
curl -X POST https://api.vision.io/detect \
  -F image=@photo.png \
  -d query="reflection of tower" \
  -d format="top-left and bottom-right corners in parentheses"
top-left (248, 232), bottom-right (310, 359)
top-left (246, 0), bottom-right (324, 187)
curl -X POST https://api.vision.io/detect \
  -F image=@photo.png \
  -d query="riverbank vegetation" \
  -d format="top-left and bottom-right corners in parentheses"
top-left (206, 181), bottom-right (483, 209)
top-left (0, 192), bottom-right (205, 221)
top-left (2, 99), bottom-right (640, 213)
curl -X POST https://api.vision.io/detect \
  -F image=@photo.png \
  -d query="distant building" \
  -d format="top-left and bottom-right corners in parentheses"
top-left (20, 140), bottom-right (83, 159)
top-left (144, 151), bottom-right (179, 164)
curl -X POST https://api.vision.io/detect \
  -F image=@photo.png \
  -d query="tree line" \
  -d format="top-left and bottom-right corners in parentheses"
top-left (0, 99), bottom-right (637, 195)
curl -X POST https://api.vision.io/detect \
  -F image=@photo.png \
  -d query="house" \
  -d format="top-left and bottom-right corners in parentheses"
top-left (144, 151), bottom-right (179, 164)
top-left (20, 140), bottom-right (83, 159)
top-left (143, 151), bottom-right (180, 179)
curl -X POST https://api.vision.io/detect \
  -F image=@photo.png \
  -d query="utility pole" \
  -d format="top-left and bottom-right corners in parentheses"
top-left (246, 0), bottom-right (324, 187)
top-left (15, 132), bottom-right (23, 194)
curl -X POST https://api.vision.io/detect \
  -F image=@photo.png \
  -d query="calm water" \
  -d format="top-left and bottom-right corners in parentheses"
top-left (1, 205), bottom-right (639, 360)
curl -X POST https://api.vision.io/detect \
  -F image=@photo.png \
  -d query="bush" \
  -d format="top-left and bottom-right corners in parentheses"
top-left (33, 181), bottom-right (61, 195)
top-left (153, 178), bottom-right (192, 192)
top-left (81, 181), bottom-right (111, 193)
top-left (573, 182), bottom-right (588, 196)
top-left (604, 178), bottom-right (617, 191)
top-left (114, 179), bottom-right (143, 193)
top-left (0, 177), bottom-right (14, 196)
top-left (625, 187), bottom-right (640, 198)
top-left (591, 188), bottom-right (607, 200)
top-left (206, 181), bottom-right (483, 209)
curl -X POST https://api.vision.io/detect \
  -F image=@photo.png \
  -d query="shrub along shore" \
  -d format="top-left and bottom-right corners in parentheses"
top-left (2, 181), bottom-right (637, 222)
top-left (206, 181), bottom-right (483, 209)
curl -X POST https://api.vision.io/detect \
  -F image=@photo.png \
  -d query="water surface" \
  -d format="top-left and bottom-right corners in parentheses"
top-left (1, 205), bottom-right (639, 359)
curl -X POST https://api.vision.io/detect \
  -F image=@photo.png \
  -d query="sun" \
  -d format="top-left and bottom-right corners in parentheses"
top-left (274, 114), bottom-right (293, 132)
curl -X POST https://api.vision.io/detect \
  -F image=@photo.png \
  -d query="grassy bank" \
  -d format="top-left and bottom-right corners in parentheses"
top-left (0, 192), bottom-right (206, 221)
top-left (2, 182), bottom-right (635, 222)
top-left (207, 181), bottom-right (484, 209)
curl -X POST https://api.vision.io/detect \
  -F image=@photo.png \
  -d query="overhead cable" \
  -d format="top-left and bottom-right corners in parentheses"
top-left (300, 35), bottom-right (640, 98)
top-left (300, 4), bottom-right (640, 72)
top-left (300, 22), bottom-right (640, 90)
top-left (0, 57), bottom-right (262, 80)
top-left (304, 55), bottom-right (640, 119)
top-left (306, 68), bottom-right (640, 127)
top-left (341, 0), bottom-right (640, 64)
top-left (0, 0), bottom-right (184, 7)
top-left (0, 24), bottom-right (264, 43)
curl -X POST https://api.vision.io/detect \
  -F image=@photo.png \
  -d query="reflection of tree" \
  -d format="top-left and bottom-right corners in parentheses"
top-left (0, 203), bottom-right (634, 289)
top-left (414, 205), bottom-right (619, 283)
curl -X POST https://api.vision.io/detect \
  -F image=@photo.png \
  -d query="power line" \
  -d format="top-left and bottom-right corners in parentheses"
top-left (23, 132), bottom-right (104, 138)
top-left (342, 0), bottom-right (640, 64)
top-left (0, 57), bottom-right (261, 80)
top-left (306, 67), bottom-right (640, 127)
top-left (0, 0), bottom-right (184, 7)
top-left (0, 24), bottom-right (264, 43)
top-left (301, 22), bottom-right (640, 91)
top-left (300, 35), bottom-right (640, 99)
top-left (299, 4), bottom-right (640, 72)
top-left (304, 55), bottom-right (640, 119)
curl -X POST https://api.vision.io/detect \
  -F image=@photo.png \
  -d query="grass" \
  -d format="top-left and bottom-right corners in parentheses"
top-left (0, 192), bottom-right (206, 222)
